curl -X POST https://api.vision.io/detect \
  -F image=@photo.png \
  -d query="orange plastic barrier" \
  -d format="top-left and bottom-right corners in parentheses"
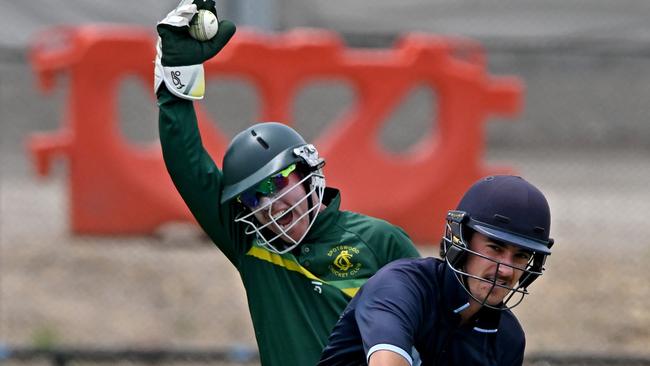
top-left (28, 25), bottom-right (522, 243)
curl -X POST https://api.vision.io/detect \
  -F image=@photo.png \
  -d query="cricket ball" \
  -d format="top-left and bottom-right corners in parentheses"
top-left (189, 9), bottom-right (219, 41)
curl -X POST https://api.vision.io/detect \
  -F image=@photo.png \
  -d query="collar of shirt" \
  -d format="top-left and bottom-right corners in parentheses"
top-left (302, 187), bottom-right (341, 242)
top-left (440, 262), bottom-right (502, 333)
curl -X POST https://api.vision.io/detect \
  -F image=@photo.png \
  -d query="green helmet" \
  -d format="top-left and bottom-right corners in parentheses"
top-left (221, 122), bottom-right (323, 204)
top-left (221, 122), bottom-right (327, 254)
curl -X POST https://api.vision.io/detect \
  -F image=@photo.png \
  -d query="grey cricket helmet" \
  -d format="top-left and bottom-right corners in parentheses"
top-left (221, 122), bottom-right (312, 204)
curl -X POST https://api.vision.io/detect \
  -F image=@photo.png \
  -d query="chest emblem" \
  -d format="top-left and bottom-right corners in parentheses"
top-left (328, 245), bottom-right (362, 278)
top-left (334, 250), bottom-right (353, 271)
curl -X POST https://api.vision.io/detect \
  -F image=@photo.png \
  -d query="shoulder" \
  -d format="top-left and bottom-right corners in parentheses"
top-left (354, 258), bottom-right (442, 329)
top-left (365, 257), bottom-right (441, 294)
top-left (338, 211), bottom-right (413, 245)
top-left (333, 210), bottom-right (419, 263)
top-left (378, 256), bottom-right (439, 274)
top-left (339, 211), bottom-right (403, 232)
top-left (497, 309), bottom-right (526, 352)
top-left (500, 309), bottom-right (525, 336)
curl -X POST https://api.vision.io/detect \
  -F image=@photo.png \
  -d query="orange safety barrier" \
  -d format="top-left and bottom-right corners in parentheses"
top-left (28, 25), bottom-right (522, 243)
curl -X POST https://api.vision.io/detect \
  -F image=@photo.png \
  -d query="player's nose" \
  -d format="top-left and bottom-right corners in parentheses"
top-left (495, 261), bottom-right (514, 280)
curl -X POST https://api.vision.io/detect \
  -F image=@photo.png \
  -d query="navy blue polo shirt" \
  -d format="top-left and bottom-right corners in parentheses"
top-left (318, 257), bottom-right (525, 366)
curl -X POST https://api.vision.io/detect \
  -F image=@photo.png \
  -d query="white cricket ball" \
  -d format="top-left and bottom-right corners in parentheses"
top-left (189, 10), bottom-right (219, 41)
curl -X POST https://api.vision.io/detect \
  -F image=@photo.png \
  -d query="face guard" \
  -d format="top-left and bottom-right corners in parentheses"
top-left (441, 210), bottom-right (548, 310)
top-left (233, 145), bottom-right (326, 254)
top-left (439, 176), bottom-right (554, 311)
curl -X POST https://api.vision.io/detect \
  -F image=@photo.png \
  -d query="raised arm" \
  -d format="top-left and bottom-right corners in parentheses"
top-left (155, 1), bottom-right (245, 264)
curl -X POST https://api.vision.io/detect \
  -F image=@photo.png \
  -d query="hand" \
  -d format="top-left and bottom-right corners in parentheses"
top-left (157, 0), bottom-right (235, 67)
top-left (154, 0), bottom-right (236, 99)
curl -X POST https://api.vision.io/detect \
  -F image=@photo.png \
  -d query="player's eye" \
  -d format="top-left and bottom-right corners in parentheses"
top-left (237, 190), bottom-right (262, 208)
top-left (515, 252), bottom-right (532, 261)
top-left (487, 244), bottom-right (502, 253)
top-left (236, 164), bottom-right (297, 208)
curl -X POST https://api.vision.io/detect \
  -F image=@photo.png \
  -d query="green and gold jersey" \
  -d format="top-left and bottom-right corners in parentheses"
top-left (158, 88), bottom-right (420, 366)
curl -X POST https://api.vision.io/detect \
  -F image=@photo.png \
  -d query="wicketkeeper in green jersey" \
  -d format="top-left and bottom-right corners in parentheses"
top-left (154, 1), bottom-right (421, 365)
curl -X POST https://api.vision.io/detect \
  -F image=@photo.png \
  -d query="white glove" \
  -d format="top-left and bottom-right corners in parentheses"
top-left (154, 1), bottom-right (205, 100)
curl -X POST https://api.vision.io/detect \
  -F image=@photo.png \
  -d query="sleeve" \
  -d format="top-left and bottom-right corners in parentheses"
top-left (158, 86), bottom-right (248, 266)
top-left (355, 264), bottom-right (424, 366)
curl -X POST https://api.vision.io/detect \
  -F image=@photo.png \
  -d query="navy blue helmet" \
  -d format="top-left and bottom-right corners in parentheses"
top-left (440, 175), bottom-right (554, 309)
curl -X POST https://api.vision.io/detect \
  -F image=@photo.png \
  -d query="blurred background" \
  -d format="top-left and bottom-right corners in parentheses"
top-left (1, 0), bottom-right (649, 365)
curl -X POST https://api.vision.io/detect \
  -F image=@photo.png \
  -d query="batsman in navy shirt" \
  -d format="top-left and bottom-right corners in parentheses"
top-left (319, 176), bottom-right (556, 366)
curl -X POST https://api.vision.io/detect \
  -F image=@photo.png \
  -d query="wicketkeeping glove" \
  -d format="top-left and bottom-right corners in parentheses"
top-left (154, 0), bottom-right (236, 100)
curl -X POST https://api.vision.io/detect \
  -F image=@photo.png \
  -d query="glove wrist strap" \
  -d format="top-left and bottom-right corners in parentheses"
top-left (154, 36), bottom-right (205, 100)
top-left (159, 64), bottom-right (205, 100)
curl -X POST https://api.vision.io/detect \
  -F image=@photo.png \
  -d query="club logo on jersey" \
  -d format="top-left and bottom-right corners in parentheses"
top-left (334, 250), bottom-right (353, 271)
top-left (328, 245), bottom-right (362, 278)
